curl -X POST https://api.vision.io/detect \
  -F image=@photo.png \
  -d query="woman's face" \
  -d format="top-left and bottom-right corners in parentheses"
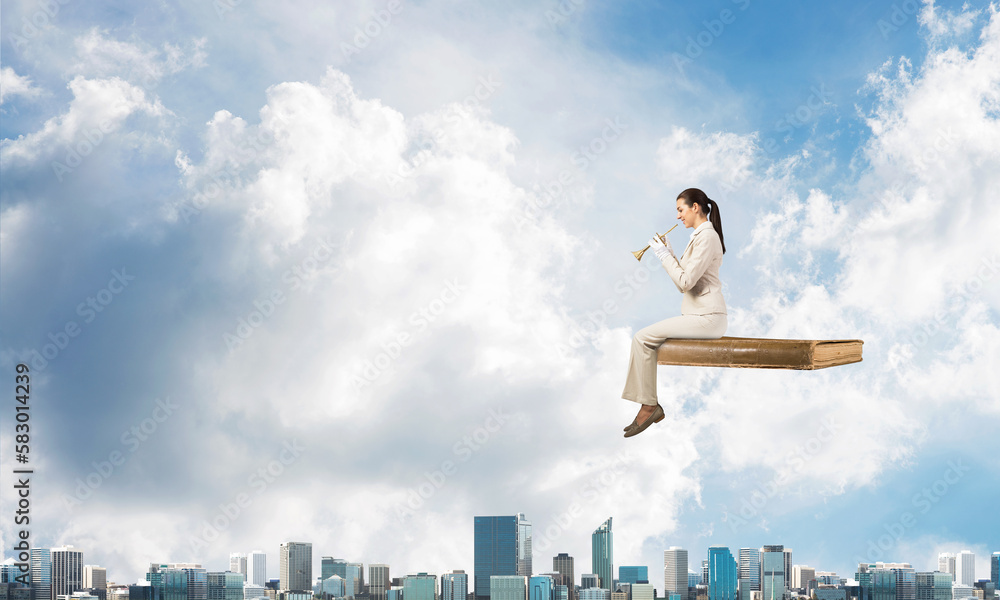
top-left (676, 197), bottom-right (702, 228)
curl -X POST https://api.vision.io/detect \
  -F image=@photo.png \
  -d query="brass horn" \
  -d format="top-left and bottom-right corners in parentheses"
top-left (632, 224), bottom-right (678, 261)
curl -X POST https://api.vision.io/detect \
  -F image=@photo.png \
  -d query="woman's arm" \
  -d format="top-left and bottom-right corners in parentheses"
top-left (659, 230), bottom-right (720, 293)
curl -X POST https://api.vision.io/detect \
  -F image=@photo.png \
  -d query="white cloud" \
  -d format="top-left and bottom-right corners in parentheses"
top-left (0, 66), bottom-right (43, 104)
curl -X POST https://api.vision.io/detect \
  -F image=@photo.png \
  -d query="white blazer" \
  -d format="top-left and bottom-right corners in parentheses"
top-left (659, 221), bottom-right (727, 315)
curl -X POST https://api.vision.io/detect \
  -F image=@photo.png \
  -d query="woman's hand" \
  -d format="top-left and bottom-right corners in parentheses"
top-left (649, 233), bottom-right (673, 260)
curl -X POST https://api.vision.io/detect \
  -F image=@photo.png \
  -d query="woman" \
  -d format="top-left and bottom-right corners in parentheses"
top-left (621, 188), bottom-right (727, 438)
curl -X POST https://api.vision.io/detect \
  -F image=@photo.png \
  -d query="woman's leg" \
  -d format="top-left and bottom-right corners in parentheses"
top-left (621, 313), bottom-right (727, 406)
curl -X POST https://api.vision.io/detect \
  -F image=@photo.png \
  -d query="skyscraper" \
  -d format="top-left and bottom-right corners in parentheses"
top-left (208, 572), bottom-right (244, 600)
top-left (956, 552), bottom-right (975, 587)
top-left (592, 519), bottom-right (613, 591)
top-left (553, 555), bottom-right (575, 600)
top-left (51, 546), bottom-right (84, 598)
top-left (248, 552), bottom-right (267, 587)
top-left (782, 551), bottom-right (792, 593)
top-left (760, 546), bottom-right (785, 600)
top-left (738, 549), bottom-right (760, 592)
top-left (991, 553), bottom-right (999, 588)
top-left (83, 566), bottom-right (107, 592)
top-left (230, 556), bottom-right (247, 582)
top-left (530, 576), bottom-right (554, 600)
top-left (370, 565), bottom-right (390, 600)
top-left (708, 548), bottom-right (737, 600)
top-left (491, 577), bottom-right (527, 600)
top-left (916, 572), bottom-right (952, 600)
top-left (519, 515), bottom-right (534, 579)
top-left (937, 555), bottom-right (956, 582)
top-left (475, 515), bottom-right (532, 600)
top-left (791, 567), bottom-right (815, 591)
top-left (442, 571), bottom-right (469, 600)
top-left (582, 576), bottom-right (599, 590)
top-left (664, 548), bottom-right (688, 600)
top-left (403, 574), bottom-right (437, 600)
top-left (618, 568), bottom-right (648, 586)
top-left (147, 563), bottom-right (208, 600)
top-left (279, 543), bottom-right (312, 592)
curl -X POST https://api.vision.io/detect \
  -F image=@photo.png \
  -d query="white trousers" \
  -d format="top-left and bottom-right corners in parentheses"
top-left (621, 313), bottom-right (728, 405)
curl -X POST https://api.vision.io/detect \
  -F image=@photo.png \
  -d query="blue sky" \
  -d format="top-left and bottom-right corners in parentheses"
top-left (2, 0), bottom-right (998, 590)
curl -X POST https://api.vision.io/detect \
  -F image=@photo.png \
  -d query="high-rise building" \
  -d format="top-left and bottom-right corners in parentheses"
top-left (322, 560), bottom-right (342, 582)
top-left (553, 555), bottom-right (575, 600)
top-left (147, 563), bottom-right (209, 600)
top-left (369, 566), bottom-right (390, 600)
top-left (442, 571), bottom-right (468, 600)
top-left (519, 515), bottom-right (533, 579)
top-left (708, 548), bottom-right (737, 600)
top-left (956, 552), bottom-right (975, 587)
top-left (855, 563), bottom-right (915, 600)
top-left (31, 551), bottom-right (52, 600)
top-left (344, 565), bottom-right (362, 598)
top-left (738, 550), bottom-right (760, 592)
top-left (578, 590), bottom-right (610, 600)
top-left (592, 519), bottom-right (613, 591)
top-left (279, 543), bottom-right (312, 593)
top-left (581, 576), bottom-right (599, 590)
top-left (760, 547), bottom-right (785, 600)
top-left (230, 557), bottom-right (247, 582)
top-left (83, 567), bottom-right (107, 592)
top-left (321, 576), bottom-right (345, 598)
top-left (248, 552), bottom-right (266, 588)
top-left (555, 586), bottom-right (569, 600)
top-left (208, 572), bottom-right (244, 600)
top-left (916, 572), bottom-right (952, 600)
top-left (403, 574), bottom-right (436, 600)
top-left (791, 567), bottom-right (815, 591)
top-left (664, 548), bottom-right (688, 599)
top-left (529, 576), bottom-right (554, 600)
top-left (491, 577), bottom-right (527, 600)
top-left (618, 568), bottom-right (647, 586)
top-left (992, 553), bottom-right (1000, 588)
top-left (475, 516), bottom-right (532, 600)
top-left (782, 551), bottom-right (792, 593)
top-left (938, 556), bottom-right (956, 583)
top-left (51, 547), bottom-right (84, 598)
top-left (349, 564), bottom-right (364, 596)
top-left (702, 561), bottom-right (710, 587)
top-left (631, 584), bottom-right (654, 600)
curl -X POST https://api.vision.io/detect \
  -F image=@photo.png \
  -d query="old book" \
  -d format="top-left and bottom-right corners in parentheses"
top-left (656, 336), bottom-right (863, 370)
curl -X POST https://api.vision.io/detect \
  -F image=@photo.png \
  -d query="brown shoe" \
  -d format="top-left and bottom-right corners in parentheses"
top-left (623, 418), bottom-right (637, 431)
top-left (624, 404), bottom-right (664, 438)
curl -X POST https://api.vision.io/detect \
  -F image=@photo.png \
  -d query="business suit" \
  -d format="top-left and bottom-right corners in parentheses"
top-left (622, 221), bottom-right (727, 405)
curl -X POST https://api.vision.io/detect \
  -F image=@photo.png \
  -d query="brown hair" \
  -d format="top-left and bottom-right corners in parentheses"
top-left (677, 187), bottom-right (725, 254)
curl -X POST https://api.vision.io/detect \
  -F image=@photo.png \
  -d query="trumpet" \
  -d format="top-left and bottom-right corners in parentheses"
top-left (631, 224), bottom-right (679, 260)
